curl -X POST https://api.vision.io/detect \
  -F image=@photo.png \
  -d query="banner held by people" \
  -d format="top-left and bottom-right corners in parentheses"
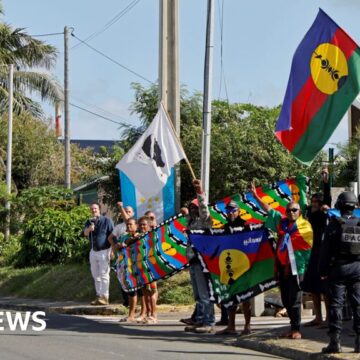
top-left (115, 176), bottom-right (309, 292)
top-left (275, 9), bottom-right (360, 165)
top-left (189, 225), bottom-right (277, 306)
top-left (116, 215), bottom-right (189, 292)
top-left (209, 175), bottom-right (309, 228)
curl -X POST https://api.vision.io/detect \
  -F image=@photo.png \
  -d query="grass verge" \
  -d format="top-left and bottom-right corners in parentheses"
top-left (0, 264), bottom-right (194, 305)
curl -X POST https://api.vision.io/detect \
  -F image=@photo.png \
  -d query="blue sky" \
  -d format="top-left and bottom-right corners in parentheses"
top-left (3, 0), bottom-right (360, 145)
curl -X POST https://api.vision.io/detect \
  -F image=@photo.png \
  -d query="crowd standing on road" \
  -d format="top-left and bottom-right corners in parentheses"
top-left (82, 168), bottom-right (360, 354)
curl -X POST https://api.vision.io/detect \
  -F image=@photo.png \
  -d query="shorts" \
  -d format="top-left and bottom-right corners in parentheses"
top-left (145, 282), bottom-right (157, 293)
top-left (127, 289), bottom-right (143, 297)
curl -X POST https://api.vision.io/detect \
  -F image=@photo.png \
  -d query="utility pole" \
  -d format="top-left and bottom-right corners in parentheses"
top-left (201, 0), bottom-right (215, 202)
top-left (5, 64), bottom-right (14, 242)
top-left (159, 0), bottom-right (181, 211)
top-left (64, 26), bottom-right (71, 189)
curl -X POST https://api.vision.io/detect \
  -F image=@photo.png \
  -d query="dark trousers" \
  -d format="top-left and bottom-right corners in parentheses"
top-left (279, 275), bottom-right (302, 331)
top-left (328, 262), bottom-right (360, 335)
top-left (220, 304), bottom-right (229, 323)
top-left (121, 288), bottom-right (129, 307)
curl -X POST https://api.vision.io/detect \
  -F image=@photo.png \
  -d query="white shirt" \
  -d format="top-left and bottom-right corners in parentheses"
top-left (112, 223), bottom-right (127, 239)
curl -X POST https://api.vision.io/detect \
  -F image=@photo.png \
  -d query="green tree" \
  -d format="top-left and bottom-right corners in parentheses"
top-left (0, 113), bottom-right (100, 190)
top-left (110, 83), bottom-right (324, 205)
top-left (332, 137), bottom-right (358, 187)
top-left (0, 22), bottom-right (62, 116)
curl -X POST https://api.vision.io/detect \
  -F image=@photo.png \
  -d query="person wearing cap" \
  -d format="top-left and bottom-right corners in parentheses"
top-left (181, 179), bottom-right (214, 334)
top-left (251, 182), bottom-right (313, 340)
top-left (320, 191), bottom-right (360, 354)
top-left (216, 200), bottom-right (252, 336)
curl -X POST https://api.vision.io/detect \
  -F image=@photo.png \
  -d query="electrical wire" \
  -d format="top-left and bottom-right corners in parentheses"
top-left (72, 0), bottom-right (141, 50)
top-left (71, 95), bottom-right (131, 122)
top-left (217, 0), bottom-right (229, 102)
top-left (71, 32), bottom-right (154, 84)
top-left (31, 32), bottom-right (64, 37)
top-left (70, 102), bottom-right (131, 126)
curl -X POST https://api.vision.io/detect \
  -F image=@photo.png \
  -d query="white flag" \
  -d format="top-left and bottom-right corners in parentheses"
top-left (116, 104), bottom-right (186, 197)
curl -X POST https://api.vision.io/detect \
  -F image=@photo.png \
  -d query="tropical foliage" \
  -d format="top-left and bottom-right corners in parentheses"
top-left (103, 83), bottom-right (325, 206)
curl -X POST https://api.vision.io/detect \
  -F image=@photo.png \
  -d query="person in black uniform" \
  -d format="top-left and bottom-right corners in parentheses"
top-left (320, 191), bottom-right (360, 353)
top-left (303, 168), bottom-right (331, 327)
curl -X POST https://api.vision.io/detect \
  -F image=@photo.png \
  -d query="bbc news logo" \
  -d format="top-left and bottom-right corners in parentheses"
top-left (0, 311), bottom-right (47, 331)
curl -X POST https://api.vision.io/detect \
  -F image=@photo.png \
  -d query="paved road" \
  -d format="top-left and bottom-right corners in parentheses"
top-left (0, 309), bottom-right (288, 360)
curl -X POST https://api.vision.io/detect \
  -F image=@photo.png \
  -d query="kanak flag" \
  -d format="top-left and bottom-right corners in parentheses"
top-left (276, 9), bottom-right (360, 165)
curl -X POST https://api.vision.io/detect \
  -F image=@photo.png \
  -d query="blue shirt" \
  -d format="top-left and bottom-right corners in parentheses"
top-left (83, 216), bottom-right (114, 251)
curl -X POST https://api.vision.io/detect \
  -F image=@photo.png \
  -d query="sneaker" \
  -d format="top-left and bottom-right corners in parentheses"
top-left (97, 296), bottom-right (109, 305)
top-left (184, 325), bottom-right (199, 332)
top-left (194, 325), bottom-right (214, 334)
top-left (180, 317), bottom-right (195, 325)
top-left (90, 297), bottom-right (100, 306)
top-left (215, 320), bottom-right (228, 326)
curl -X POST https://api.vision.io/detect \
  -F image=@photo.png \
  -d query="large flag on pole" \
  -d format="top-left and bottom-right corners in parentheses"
top-left (275, 9), bottom-right (360, 165)
top-left (116, 104), bottom-right (186, 221)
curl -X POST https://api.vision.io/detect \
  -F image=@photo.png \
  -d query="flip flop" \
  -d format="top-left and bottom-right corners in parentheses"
top-left (280, 331), bottom-right (292, 338)
top-left (239, 329), bottom-right (252, 336)
top-left (304, 319), bottom-right (321, 327)
top-left (216, 328), bottom-right (237, 335)
top-left (316, 322), bottom-right (329, 329)
top-left (119, 317), bottom-right (136, 324)
top-left (290, 331), bottom-right (302, 340)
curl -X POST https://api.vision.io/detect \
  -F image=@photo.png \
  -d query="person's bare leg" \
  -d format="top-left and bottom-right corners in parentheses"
top-left (143, 288), bottom-right (151, 317)
top-left (243, 301), bottom-right (251, 333)
top-left (128, 295), bottom-right (137, 321)
top-left (312, 293), bottom-right (323, 324)
top-left (150, 290), bottom-right (158, 319)
top-left (139, 294), bottom-right (147, 318)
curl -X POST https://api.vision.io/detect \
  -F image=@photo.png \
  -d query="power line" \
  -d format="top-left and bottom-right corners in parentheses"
top-left (71, 32), bottom-right (154, 84)
top-left (217, 0), bottom-right (229, 102)
top-left (71, 95), bottom-right (131, 123)
top-left (70, 102), bottom-right (131, 126)
top-left (72, 0), bottom-right (141, 50)
top-left (31, 32), bottom-right (64, 37)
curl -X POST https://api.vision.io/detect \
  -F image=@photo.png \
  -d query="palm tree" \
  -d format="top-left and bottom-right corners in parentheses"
top-left (0, 21), bottom-right (63, 116)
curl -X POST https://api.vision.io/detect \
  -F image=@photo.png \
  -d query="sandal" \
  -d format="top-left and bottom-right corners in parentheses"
top-left (216, 328), bottom-right (237, 335)
top-left (239, 328), bottom-right (252, 336)
top-left (316, 322), bottom-right (329, 329)
top-left (143, 316), bottom-right (158, 324)
top-left (290, 331), bottom-right (302, 339)
top-left (119, 317), bottom-right (136, 324)
top-left (280, 331), bottom-right (292, 338)
top-left (136, 316), bottom-right (146, 323)
top-left (304, 319), bottom-right (321, 327)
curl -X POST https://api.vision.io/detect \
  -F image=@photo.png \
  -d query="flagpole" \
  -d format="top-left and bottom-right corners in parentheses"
top-left (160, 103), bottom-right (197, 180)
top-left (201, 0), bottom-right (215, 203)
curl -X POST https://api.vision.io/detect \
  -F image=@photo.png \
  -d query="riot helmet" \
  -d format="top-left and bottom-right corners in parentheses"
top-left (335, 191), bottom-right (358, 211)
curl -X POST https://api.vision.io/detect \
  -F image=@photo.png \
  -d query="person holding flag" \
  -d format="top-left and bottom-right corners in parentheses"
top-left (251, 183), bottom-right (313, 339)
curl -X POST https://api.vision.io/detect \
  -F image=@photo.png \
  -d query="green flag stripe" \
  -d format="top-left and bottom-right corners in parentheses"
top-left (292, 49), bottom-right (360, 164)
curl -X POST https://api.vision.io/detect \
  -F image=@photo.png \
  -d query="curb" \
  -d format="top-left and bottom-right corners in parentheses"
top-left (0, 298), bottom-right (193, 316)
top-left (0, 301), bottom-right (127, 316)
top-left (236, 334), bottom-right (356, 360)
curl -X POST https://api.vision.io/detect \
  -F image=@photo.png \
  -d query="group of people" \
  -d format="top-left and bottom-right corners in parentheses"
top-left (82, 168), bottom-right (360, 354)
top-left (82, 202), bottom-right (159, 324)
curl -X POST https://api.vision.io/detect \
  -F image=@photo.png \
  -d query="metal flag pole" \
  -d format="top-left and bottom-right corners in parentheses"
top-left (5, 64), bottom-right (14, 242)
top-left (200, 0), bottom-right (215, 203)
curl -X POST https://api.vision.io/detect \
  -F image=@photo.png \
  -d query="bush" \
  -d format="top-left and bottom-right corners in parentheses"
top-left (16, 204), bottom-right (90, 267)
top-left (0, 234), bottom-right (21, 266)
